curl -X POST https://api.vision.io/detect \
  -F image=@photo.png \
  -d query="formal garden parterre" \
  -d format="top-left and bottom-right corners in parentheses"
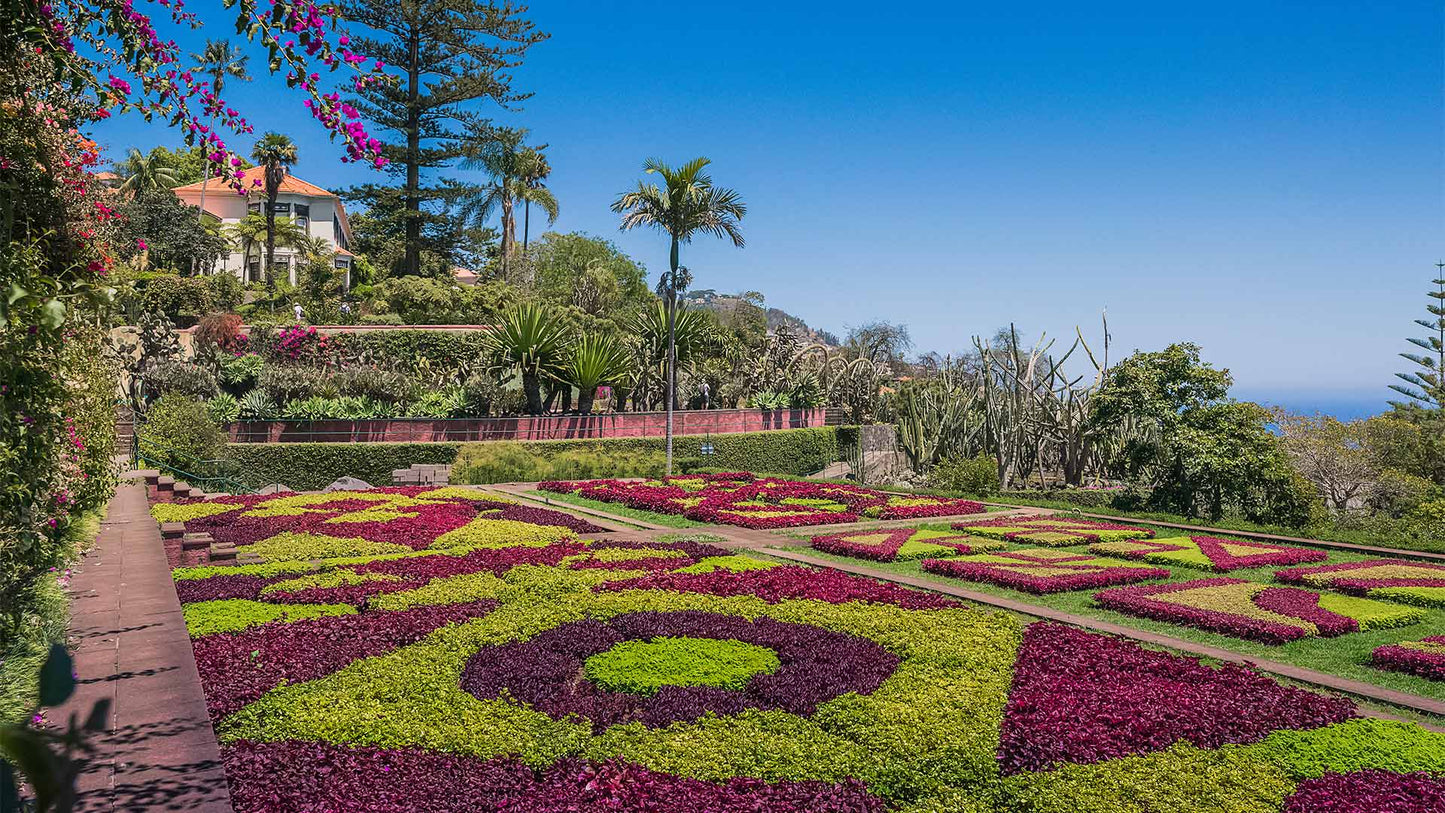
top-left (949, 516), bottom-right (1157, 546)
top-left (1276, 560), bottom-right (1445, 608)
top-left (537, 473), bottom-right (986, 528)
top-left (810, 528), bottom-right (1006, 562)
top-left (1091, 535), bottom-right (1329, 572)
top-left (143, 486), bottom-right (1445, 811)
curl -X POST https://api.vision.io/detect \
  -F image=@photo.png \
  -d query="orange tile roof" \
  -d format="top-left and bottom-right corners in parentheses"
top-left (171, 168), bottom-right (336, 198)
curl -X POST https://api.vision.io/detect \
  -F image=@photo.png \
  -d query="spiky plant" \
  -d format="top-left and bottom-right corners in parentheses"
top-left (486, 303), bottom-right (571, 415)
top-left (566, 335), bottom-right (633, 414)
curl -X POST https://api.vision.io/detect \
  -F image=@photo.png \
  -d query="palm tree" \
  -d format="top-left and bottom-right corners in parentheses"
top-left (612, 157), bottom-right (746, 476)
top-left (517, 145), bottom-right (557, 252)
top-left (226, 213), bottom-right (307, 283)
top-left (115, 148), bottom-right (179, 200)
top-left (191, 39), bottom-right (251, 222)
top-left (486, 303), bottom-right (571, 415)
top-left (463, 130), bottom-right (558, 278)
top-left (566, 334), bottom-right (633, 414)
top-left (250, 132), bottom-right (298, 290)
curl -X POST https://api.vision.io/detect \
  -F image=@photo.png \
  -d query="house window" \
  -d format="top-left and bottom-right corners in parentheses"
top-left (333, 258), bottom-right (349, 269)
top-left (247, 259), bottom-right (261, 282)
top-left (294, 203), bottom-right (310, 231)
top-left (247, 202), bottom-right (261, 214)
top-left (269, 202), bottom-right (291, 215)
top-left (333, 214), bottom-right (344, 248)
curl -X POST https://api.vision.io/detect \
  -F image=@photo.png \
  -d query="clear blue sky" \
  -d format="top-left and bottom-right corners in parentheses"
top-left (95, 1), bottom-right (1442, 418)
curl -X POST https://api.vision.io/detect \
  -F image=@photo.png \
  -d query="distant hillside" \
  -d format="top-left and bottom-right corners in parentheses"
top-left (682, 289), bottom-right (839, 346)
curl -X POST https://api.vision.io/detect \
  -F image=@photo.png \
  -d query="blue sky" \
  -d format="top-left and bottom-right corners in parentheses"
top-left (94, 1), bottom-right (1442, 418)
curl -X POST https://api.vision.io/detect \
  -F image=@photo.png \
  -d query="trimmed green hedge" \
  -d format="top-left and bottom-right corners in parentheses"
top-left (227, 427), bottom-right (844, 491)
top-left (228, 443), bottom-right (462, 491)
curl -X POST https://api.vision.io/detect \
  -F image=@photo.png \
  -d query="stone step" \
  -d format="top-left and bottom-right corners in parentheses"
top-left (208, 543), bottom-right (237, 562)
top-left (182, 532), bottom-right (213, 551)
top-left (157, 475), bottom-right (175, 488)
top-left (235, 551), bottom-right (264, 566)
top-left (171, 483), bottom-right (194, 499)
top-left (159, 522), bottom-right (186, 540)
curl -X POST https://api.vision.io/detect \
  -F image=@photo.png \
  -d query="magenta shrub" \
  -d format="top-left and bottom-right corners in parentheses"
top-left (1281, 770), bottom-right (1445, 813)
top-left (996, 623), bottom-right (1356, 773)
top-left (596, 565), bottom-right (962, 610)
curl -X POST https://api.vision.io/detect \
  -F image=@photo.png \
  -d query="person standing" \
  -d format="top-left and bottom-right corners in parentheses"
top-left (293, 302), bottom-right (304, 323)
top-left (699, 380), bottom-right (711, 409)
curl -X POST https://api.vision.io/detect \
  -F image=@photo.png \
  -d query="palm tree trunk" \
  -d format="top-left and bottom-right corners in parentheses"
top-left (665, 235), bottom-right (679, 479)
top-left (403, 25), bottom-right (421, 277)
top-left (522, 371), bottom-right (543, 415)
top-left (264, 190), bottom-right (277, 292)
top-left (523, 198), bottom-right (531, 252)
top-left (577, 387), bottom-right (596, 415)
top-left (501, 196), bottom-right (515, 278)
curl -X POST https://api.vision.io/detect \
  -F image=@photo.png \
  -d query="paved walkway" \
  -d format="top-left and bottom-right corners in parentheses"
top-left (59, 481), bottom-right (231, 813)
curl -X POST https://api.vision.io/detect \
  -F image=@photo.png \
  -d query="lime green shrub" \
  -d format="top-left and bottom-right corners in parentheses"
top-left (183, 599), bottom-right (356, 637)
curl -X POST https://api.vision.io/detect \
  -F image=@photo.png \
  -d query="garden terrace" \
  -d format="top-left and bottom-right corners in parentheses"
top-left (951, 516), bottom-right (1157, 546)
top-left (145, 485), bottom-right (1445, 812)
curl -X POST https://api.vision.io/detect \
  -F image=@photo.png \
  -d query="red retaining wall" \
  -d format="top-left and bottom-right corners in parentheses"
top-left (228, 408), bottom-right (836, 443)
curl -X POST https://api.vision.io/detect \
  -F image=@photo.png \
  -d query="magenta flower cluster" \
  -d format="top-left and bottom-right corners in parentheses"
top-left (193, 600), bottom-right (496, 720)
top-left (996, 623), bottom-right (1356, 773)
top-left (597, 565), bottom-right (962, 610)
top-left (459, 611), bottom-right (899, 731)
top-left (1281, 769), bottom-right (1445, 813)
top-left (223, 741), bottom-right (886, 813)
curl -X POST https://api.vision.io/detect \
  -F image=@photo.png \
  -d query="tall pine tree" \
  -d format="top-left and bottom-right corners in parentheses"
top-left (342, 0), bottom-right (546, 277)
top-left (1390, 263), bottom-right (1445, 410)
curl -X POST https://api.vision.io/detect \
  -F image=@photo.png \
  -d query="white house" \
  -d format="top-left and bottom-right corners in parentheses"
top-left (172, 168), bottom-right (355, 288)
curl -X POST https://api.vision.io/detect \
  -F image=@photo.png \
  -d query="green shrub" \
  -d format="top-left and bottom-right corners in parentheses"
top-left (141, 274), bottom-right (214, 323)
top-left (227, 442), bottom-right (463, 490)
top-left (1002, 742), bottom-right (1293, 813)
top-left (1247, 718), bottom-right (1445, 778)
top-left (583, 637), bottom-right (781, 696)
top-left (929, 455), bottom-right (1000, 497)
top-left (140, 395), bottom-right (228, 470)
top-left (207, 393), bottom-right (241, 425)
top-left (144, 359), bottom-right (219, 399)
top-left (207, 273), bottom-right (245, 311)
top-left (220, 353), bottom-right (265, 390)
top-left (182, 598), bottom-right (355, 637)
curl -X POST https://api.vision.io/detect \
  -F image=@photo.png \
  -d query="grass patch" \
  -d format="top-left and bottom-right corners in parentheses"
top-left (766, 524), bottom-right (1445, 705)
top-left (532, 491), bottom-right (706, 528)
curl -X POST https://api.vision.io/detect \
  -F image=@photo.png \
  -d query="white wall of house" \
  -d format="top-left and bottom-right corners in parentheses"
top-left (175, 182), bottom-right (353, 289)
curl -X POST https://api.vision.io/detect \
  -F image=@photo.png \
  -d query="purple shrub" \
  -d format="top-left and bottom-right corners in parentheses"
top-left (459, 611), bottom-right (900, 731)
top-left (596, 565), bottom-right (962, 610)
top-left (223, 740), bottom-right (885, 813)
top-left (996, 623), bottom-right (1355, 773)
top-left (1282, 770), bottom-right (1445, 813)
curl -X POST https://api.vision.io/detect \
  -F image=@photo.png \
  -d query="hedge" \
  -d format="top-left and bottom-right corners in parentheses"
top-left (228, 443), bottom-right (463, 491)
top-left (226, 427), bottom-right (843, 491)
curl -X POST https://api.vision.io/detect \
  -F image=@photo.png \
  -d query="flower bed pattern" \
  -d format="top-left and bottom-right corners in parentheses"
top-left (809, 527), bottom-right (1005, 562)
top-left (1095, 578), bottom-right (1427, 644)
top-left (1281, 769), bottom-right (1445, 813)
top-left (1091, 535), bottom-right (1329, 572)
top-left (1371, 637), bottom-right (1445, 682)
top-left (920, 549), bottom-right (1170, 594)
top-left (998, 623), bottom-right (1355, 773)
top-left (156, 487), bottom-right (1441, 809)
top-left (951, 516), bottom-right (1156, 546)
top-left (1275, 560), bottom-right (1445, 608)
top-left (538, 473), bottom-right (985, 528)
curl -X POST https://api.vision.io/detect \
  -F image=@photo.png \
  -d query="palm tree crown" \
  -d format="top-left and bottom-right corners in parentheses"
top-left (250, 132), bottom-right (299, 289)
top-left (192, 39), bottom-right (251, 94)
top-left (115, 148), bottom-right (180, 200)
top-left (463, 129), bottom-right (558, 277)
top-left (612, 157), bottom-right (746, 275)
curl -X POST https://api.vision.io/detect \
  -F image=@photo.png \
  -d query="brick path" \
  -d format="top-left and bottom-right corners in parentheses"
top-left (58, 481), bottom-right (231, 812)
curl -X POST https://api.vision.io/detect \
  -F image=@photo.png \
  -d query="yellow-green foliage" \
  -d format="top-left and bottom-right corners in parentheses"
top-left (246, 532), bottom-right (413, 563)
top-left (220, 569), bottom-right (1021, 804)
top-left (150, 501), bottom-right (241, 523)
top-left (260, 569), bottom-right (401, 596)
top-left (1002, 743), bottom-right (1294, 813)
top-left (183, 599), bottom-right (355, 637)
top-left (1247, 718), bottom-right (1445, 778)
top-left (430, 517), bottom-right (572, 550)
top-left (675, 555), bottom-right (777, 574)
top-left (1314, 592), bottom-right (1429, 630)
top-left (366, 571), bottom-right (509, 611)
top-left (583, 637), bottom-right (781, 695)
top-left (416, 486), bottom-right (507, 503)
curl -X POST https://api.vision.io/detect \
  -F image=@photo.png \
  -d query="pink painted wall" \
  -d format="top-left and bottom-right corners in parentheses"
top-left (228, 408), bottom-right (836, 443)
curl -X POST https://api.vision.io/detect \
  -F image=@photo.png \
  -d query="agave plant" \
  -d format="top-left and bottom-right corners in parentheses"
top-left (750, 390), bottom-right (789, 410)
top-left (206, 393), bottom-right (241, 425)
top-left (485, 304), bottom-right (571, 415)
top-left (566, 335), bottom-right (633, 414)
top-left (239, 390), bottom-right (278, 420)
top-left (283, 395), bottom-right (337, 421)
